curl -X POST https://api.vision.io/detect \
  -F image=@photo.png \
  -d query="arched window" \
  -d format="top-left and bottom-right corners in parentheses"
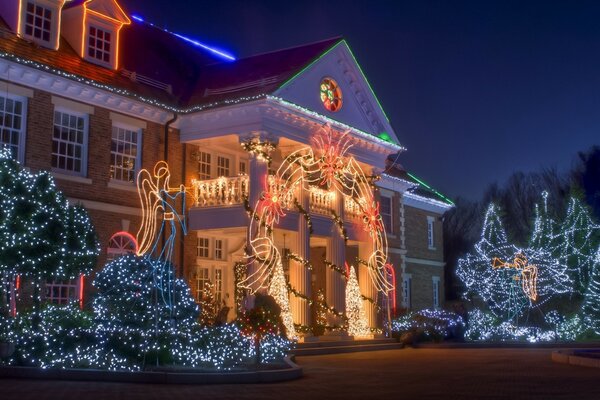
top-left (107, 231), bottom-right (138, 261)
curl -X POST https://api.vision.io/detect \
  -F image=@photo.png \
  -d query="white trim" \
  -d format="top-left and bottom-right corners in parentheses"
top-left (0, 91), bottom-right (28, 163)
top-left (377, 173), bottom-right (415, 193)
top-left (52, 171), bottom-right (92, 185)
top-left (0, 81), bottom-right (34, 98)
top-left (67, 197), bottom-right (142, 216)
top-left (51, 95), bottom-right (94, 115)
top-left (0, 59), bottom-right (172, 123)
top-left (388, 247), bottom-right (407, 255)
top-left (432, 276), bottom-right (441, 309)
top-left (405, 257), bottom-right (445, 267)
top-left (110, 112), bottom-right (148, 129)
top-left (52, 106), bottom-right (89, 177)
top-left (427, 215), bottom-right (436, 250)
top-left (403, 191), bottom-right (453, 213)
top-left (107, 180), bottom-right (138, 192)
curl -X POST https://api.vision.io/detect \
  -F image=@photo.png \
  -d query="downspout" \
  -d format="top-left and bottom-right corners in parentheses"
top-left (179, 141), bottom-right (187, 277)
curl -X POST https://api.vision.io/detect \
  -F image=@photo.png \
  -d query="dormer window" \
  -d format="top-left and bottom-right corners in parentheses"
top-left (60, 0), bottom-right (130, 70)
top-left (88, 26), bottom-right (112, 64)
top-left (24, 2), bottom-right (53, 43)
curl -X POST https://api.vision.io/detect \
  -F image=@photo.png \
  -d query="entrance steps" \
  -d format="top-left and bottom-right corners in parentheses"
top-left (291, 338), bottom-right (403, 356)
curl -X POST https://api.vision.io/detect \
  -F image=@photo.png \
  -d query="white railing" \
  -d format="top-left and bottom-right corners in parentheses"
top-left (344, 197), bottom-right (363, 220)
top-left (309, 187), bottom-right (335, 215)
top-left (191, 176), bottom-right (249, 207)
top-left (267, 176), bottom-right (296, 210)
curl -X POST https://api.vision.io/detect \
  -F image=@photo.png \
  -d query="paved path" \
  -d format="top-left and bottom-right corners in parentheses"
top-left (1, 348), bottom-right (599, 399)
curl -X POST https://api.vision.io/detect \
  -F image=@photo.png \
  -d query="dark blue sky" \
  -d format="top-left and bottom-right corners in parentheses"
top-left (120, 0), bottom-right (600, 200)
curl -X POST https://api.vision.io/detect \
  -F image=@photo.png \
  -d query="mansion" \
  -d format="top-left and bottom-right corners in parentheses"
top-left (0, 0), bottom-right (453, 334)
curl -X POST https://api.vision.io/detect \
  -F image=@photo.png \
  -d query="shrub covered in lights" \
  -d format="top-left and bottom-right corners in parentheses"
top-left (457, 193), bottom-right (600, 342)
top-left (391, 309), bottom-right (465, 342)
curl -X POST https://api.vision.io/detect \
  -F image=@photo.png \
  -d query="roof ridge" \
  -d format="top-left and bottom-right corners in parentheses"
top-left (233, 36), bottom-right (343, 61)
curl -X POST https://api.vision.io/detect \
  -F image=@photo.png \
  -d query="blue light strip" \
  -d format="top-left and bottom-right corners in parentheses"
top-left (130, 14), bottom-right (236, 61)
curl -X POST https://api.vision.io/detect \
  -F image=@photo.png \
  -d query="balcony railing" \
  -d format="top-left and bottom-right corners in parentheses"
top-left (344, 197), bottom-right (363, 220)
top-left (309, 187), bottom-right (335, 215)
top-left (191, 176), bottom-right (248, 207)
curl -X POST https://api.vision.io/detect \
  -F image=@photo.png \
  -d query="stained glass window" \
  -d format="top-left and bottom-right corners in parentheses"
top-left (320, 77), bottom-right (343, 112)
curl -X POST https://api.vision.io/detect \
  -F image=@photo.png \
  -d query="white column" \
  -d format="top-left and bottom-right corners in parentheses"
top-left (358, 241), bottom-right (377, 328)
top-left (244, 150), bottom-right (269, 308)
top-left (290, 185), bottom-right (311, 330)
top-left (327, 192), bottom-right (346, 327)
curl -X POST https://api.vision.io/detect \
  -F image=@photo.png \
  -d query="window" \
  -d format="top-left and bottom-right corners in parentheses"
top-left (0, 94), bottom-right (26, 162)
top-left (87, 26), bottom-right (112, 64)
top-left (52, 110), bottom-right (87, 175)
top-left (217, 155), bottom-right (230, 177)
top-left (432, 277), bottom-right (441, 309)
top-left (194, 267), bottom-right (209, 302)
top-left (214, 268), bottom-right (223, 304)
top-left (110, 126), bottom-right (141, 183)
top-left (197, 237), bottom-right (209, 258)
top-left (106, 231), bottom-right (138, 261)
top-left (197, 151), bottom-right (211, 180)
top-left (427, 216), bottom-right (435, 249)
top-left (45, 280), bottom-right (78, 305)
top-left (24, 2), bottom-right (52, 43)
top-left (380, 195), bottom-right (393, 235)
top-left (402, 275), bottom-right (412, 309)
top-left (215, 239), bottom-right (224, 260)
top-left (239, 160), bottom-right (247, 175)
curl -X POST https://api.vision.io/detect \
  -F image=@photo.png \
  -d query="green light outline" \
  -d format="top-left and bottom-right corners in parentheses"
top-left (407, 172), bottom-right (455, 206)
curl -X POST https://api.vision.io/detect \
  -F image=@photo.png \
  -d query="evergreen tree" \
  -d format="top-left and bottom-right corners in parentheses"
top-left (345, 265), bottom-right (369, 337)
top-left (267, 261), bottom-right (296, 339)
top-left (61, 204), bottom-right (100, 278)
top-left (559, 196), bottom-right (600, 293)
top-left (582, 257), bottom-right (600, 335)
top-left (199, 280), bottom-right (217, 326)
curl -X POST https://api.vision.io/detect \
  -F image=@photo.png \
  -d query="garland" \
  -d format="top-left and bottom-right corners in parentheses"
top-left (331, 210), bottom-right (349, 244)
top-left (233, 261), bottom-right (247, 313)
top-left (286, 252), bottom-right (313, 271)
top-left (323, 260), bottom-right (347, 277)
top-left (241, 139), bottom-right (276, 166)
top-left (294, 198), bottom-right (314, 234)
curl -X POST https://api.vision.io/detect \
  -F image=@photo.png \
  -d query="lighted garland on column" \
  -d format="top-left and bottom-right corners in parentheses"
top-left (294, 198), bottom-right (314, 234)
top-left (241, 139), bottom-right (276, 167)
top-left (331, 210), bottom-right (349, 244)
top-left (233, 261), bottom-right (247, 314)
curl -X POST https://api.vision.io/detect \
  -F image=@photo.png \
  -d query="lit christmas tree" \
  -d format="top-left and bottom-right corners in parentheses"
top-left (345, 265), bottom-right (369, 337)
top-left (558, 197), bottom-right (600, 293)
top-left (313, 288), bottom-right (327, 336)
top-left (199, 280), bottom-right (217, 326)
top-left (582, 254), bottom-right (600, 335)
top-left (267, 261), bottom-right (297, 339)
top-left (457, 204), bottom-right (571, 324)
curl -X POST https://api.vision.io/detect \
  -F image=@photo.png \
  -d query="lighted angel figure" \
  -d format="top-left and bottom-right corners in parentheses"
top-left (492, 253), bottom-right (538, 301)
top-left (136, 161), bottom-right (187, 310)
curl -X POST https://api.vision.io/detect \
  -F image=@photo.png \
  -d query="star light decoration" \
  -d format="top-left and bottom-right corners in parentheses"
top-left (241, 125), bottom-right (394, 338)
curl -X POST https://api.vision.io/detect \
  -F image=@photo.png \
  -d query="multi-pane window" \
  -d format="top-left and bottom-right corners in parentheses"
top-left (195, 267), bottom-right (209, 302)
top-left (197, 237), bottom-right (209, 258)
top-left (380, 195), bottom-right (393, 234)
top-left (402, 275), bottom-right (412, 309)
top-left (110, 126), bottom-right (140, 182)
top-left (217, 156), bottom-right (230, 177)
top-left (214, 268), bottom-right (223, 304)
top-left (427, 217), bottom-right (435, 249)
top-left (0, 95), bottom-right (26, 161)
top-left (52, 110), bottom-right (87, 174)
top-left (432, 277), bottom-right (440, 309)
top-left (88, 26), bottom-right (112, 64)
top-left (215, 239), bottom-right (224, 260)
top-left (197, 152), bottom-right (211, 180)
top-left (239, 160), bottom-right (247, 175)
top-left (45, 280), bottom-right (78, 305)
top-left (24, 2), bottom-right (52, 43)
top-left (106, 231), bottom-right (137, 261)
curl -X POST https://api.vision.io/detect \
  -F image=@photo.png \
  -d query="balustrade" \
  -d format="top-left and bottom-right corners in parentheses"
top-left (191, 176), bottom-right (249, 207)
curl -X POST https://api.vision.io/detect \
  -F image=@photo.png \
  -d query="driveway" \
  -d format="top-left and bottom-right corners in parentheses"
top-left (1, 348), bottom-right (599, 399)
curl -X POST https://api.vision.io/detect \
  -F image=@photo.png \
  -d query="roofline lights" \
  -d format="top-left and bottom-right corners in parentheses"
top-left (130, 14), bottom-right (236, 61)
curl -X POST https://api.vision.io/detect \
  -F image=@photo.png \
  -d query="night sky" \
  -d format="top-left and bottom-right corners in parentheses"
top-left (120, 0), bottom-right (600, 200)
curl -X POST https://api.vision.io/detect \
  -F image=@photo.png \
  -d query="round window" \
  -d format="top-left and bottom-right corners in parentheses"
top-left (320, 78), bottom-right (343, 112)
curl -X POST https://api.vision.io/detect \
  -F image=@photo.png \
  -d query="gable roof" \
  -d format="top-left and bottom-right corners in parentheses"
top-left (183, 37), bottom-right (342, 106)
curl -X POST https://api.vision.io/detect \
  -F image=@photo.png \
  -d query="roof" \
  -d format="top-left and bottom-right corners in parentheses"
top-left (183, 37), bottom-right (343, 106)
top-left (384, 155), bottom-right (455, 206)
